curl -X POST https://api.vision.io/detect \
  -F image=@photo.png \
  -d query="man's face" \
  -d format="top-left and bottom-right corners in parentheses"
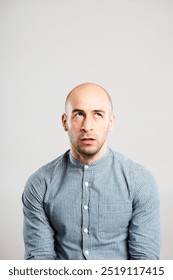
top-left (62, 84), bottom-right (115, 163)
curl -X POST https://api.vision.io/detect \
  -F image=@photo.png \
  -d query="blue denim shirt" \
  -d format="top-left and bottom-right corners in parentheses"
top-left (22, 148), bottom-right (160, 260)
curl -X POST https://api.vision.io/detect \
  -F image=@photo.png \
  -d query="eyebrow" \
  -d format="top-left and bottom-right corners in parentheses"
top-left (72, 109), bottom-right (84, 113)
top-left (71, 109), bottom-right (106, 114)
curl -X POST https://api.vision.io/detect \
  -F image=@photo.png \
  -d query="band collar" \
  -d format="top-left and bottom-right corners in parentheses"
top-left (68, 147), bottom-right (111, 169)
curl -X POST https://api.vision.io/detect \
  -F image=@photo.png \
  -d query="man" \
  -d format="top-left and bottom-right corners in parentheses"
top-left (22, 82), bottom-right (160, 260)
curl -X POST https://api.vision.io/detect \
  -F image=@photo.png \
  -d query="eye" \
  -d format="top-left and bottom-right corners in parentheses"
top-left (75, 112), bottom-right (84, 118)
top-left (95, 112), bottom-right (102, 118)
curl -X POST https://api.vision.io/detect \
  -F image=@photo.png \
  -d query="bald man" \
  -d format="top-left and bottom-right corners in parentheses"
top-left (22, 83), bottom-right (160, 260)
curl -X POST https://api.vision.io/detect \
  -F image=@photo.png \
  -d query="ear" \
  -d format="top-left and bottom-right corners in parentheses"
top-left (108, 114), bottom-right (116, 132)
top-left (62, 113), bottom-right (68, 131)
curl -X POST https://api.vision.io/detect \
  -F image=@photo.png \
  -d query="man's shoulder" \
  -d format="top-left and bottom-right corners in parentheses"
top-left (40, 150), bottom-right (69, 171)
top-left (109, 148), bottom-right (155, 180)
top-left (109, 148), bottom-right (158, 196)
top-left (23, 151), bottom-right (70, 201)
top-left (28, 150), bottom-right (70, 182)
top-left (109, 148), bottom-right (138, 168)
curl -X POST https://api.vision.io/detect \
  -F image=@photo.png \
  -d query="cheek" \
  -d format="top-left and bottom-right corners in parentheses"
top-left (98, 121), bottom-right (110, 131)
top-left (68, 125), bottom-right (80, 136)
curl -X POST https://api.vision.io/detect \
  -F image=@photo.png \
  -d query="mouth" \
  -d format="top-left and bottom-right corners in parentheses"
top-left (80, 137), bottom-right (96, 145)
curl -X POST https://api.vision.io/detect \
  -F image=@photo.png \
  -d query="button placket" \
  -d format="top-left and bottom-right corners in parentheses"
top-left (82, 165), bottom-right (91, 259)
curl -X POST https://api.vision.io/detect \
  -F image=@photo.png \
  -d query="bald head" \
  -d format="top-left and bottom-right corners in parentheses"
top-left (65, 83), bottom-right (113, 116)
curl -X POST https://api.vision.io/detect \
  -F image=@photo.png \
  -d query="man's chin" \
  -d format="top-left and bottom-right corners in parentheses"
top-left (77, 147), bottom-right (99, 158)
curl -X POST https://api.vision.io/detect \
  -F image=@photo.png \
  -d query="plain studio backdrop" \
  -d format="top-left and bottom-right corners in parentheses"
top-left (0, 0), bottom-right (173, 259)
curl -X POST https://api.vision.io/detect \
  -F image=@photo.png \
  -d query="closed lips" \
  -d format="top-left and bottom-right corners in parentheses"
top-left (81, 138), bottom-right (95, 140)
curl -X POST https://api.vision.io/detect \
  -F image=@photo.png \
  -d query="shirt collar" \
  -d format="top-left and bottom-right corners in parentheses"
top-left (68, 147), bottom-right (112, 169)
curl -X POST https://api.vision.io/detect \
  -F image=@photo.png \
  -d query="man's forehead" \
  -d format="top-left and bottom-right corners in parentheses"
top-left (66, 93), bottom-right (109, 112)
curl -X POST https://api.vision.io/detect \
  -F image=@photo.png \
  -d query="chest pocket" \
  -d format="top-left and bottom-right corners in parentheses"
top-left (98, 203), bottom-right (132, 239)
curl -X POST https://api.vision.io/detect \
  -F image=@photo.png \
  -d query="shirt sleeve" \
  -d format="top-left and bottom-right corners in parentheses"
top-left (128, 165), bottom-right (161, 260)
top-left (22, 171), bottom-right (57, 260)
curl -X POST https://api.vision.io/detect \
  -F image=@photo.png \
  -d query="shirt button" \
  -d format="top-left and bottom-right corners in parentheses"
top-left (83, 228), bottom-right (89, 233)
top-left (84, 165), bottom-right (89, 170)
top-left (83, 205), bottom-right (88, 210)
top-left (85, 182), bottom-right (89, 187)
top-left (85, 250), bottom-right (89, 255)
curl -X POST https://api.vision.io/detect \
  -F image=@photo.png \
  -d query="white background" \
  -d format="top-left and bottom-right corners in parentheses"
top-left (0, 0), bottom-right (173, 259)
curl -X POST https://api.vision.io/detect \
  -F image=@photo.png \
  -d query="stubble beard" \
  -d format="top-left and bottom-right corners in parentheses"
top-left (69, 134), bottom-right (107, 160)
top-left (74, 143), bottom-right (104, 159)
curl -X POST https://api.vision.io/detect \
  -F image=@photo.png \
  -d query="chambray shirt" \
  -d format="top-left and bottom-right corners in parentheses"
top-left (22, 148), bottom-right (160, 260)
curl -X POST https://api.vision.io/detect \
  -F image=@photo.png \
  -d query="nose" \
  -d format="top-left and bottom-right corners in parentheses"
top-left (81, 115), bottom-right (93, 132)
